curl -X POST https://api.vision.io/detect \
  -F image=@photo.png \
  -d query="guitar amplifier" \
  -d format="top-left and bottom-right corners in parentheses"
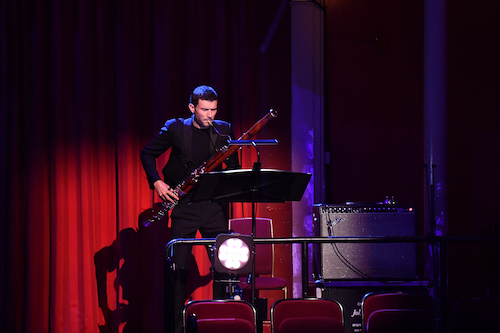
top-left (313, 204), bottom-right (417, 280)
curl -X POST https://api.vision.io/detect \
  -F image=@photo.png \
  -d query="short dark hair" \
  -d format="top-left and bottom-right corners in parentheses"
top-left (189, 85), bottom-right (218, 106)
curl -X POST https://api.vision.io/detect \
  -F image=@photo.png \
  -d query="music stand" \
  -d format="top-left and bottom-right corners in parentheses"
top-left (191, 168), bottom-right (311, 303)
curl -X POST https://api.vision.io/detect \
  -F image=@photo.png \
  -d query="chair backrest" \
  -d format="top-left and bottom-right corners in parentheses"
top-left (366, 309), bottom-right (434, 333)
top-left (271, 298), bottom-right (344, 333)
top-left (229, 217), bottom-right (273, 275)
top-left (361, 292), bottom-right (434, 333)
top-left (183, 299), bottom-right (257, 333)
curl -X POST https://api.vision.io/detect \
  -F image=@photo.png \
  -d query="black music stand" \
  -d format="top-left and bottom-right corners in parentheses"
top-left (191, 168), bottom-right (311, 303)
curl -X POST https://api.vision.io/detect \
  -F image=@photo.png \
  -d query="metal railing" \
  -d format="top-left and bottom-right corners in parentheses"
top-left (165, 235), bottom-right (500, 333)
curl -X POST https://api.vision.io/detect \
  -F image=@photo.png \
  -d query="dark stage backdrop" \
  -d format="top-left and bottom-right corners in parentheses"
top-left (325, 0), bottom-right (500, 327)
top-left (0, 1), bottom-right (291, 332)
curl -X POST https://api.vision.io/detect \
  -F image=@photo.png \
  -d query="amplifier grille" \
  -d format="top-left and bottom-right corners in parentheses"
top-left (313, 204), bottom-right (417, 280)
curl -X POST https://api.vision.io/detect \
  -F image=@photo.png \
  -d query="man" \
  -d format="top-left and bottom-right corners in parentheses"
top-left (140, 85), bottom-right (240, 333)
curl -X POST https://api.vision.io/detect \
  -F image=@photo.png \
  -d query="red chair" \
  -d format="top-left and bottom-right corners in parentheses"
top-left (183, 299), bottom-right (257, 333)
top-left (229, 217), bottom-right (288, 298)
top-left (361, 292), bottom-right (434, 333)
top-left (270, 298), bottom-right (345, 333)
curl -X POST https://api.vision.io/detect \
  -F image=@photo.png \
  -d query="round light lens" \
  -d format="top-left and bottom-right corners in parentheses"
top-left (218, 238), bottom-right (250, 270)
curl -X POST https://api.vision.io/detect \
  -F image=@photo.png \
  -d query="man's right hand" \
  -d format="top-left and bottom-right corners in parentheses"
top-left (153, 180), bottom-right (179, 203)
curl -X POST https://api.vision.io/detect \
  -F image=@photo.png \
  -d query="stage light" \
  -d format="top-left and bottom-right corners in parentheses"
top-left (214, 233), bottom-right (253, 274)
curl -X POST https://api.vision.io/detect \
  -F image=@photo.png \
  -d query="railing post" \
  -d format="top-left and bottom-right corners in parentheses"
top-left (302, 240), bottom-right (309, 297)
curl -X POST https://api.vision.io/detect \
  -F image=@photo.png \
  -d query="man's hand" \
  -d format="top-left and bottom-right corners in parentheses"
top-left (153, 180), bottom-right (179, 203)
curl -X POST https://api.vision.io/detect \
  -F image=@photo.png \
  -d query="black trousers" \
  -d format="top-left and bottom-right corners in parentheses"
top-left (167, 199), bottom-right (228, 333)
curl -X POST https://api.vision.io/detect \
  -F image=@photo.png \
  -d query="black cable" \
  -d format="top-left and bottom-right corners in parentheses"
top-left (326, 214), bottom-right (372, 278)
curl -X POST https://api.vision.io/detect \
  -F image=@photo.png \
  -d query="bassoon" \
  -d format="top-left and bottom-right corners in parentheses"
top-left (142, 108), bottom-right (278, 227)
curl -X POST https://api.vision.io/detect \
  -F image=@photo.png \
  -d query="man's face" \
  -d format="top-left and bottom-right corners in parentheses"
top-left (189, 99), bottom-right (218, 129)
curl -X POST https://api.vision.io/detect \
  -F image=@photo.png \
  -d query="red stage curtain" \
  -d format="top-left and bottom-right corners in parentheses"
top-left (1, 1), bottom-right (291, 332)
